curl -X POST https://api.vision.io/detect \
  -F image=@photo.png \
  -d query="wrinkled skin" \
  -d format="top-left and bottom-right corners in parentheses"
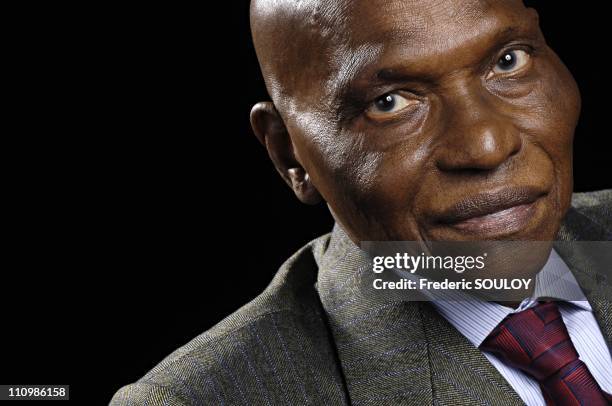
top-left (250, 0), bottom-right (580, 247)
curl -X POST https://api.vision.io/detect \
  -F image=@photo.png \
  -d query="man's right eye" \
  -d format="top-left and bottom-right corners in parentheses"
top-left (366, 93), bottom-right (417, 120)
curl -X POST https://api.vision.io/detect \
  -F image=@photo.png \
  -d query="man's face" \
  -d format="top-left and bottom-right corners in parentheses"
top-left (279, 0), bottom-right (580, 242)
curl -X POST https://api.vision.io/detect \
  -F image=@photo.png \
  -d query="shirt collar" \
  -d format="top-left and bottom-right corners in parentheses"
top-left (431, 248), bottom-right (592, 347)
top-left (532, 248), bottom-right (591, 311)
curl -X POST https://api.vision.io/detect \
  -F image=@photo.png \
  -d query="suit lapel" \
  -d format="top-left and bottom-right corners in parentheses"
top-left (588, 291), bottom-right (612, 348)
top-left (316, 225), bottom-right (523, 405)
top-left (419, 303), bottom-right (524, 405)
top-left (316, 225), bottom-right (433, 405)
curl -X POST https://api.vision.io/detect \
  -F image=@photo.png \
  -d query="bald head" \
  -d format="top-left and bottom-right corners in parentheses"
top-left (250, 0), bottom-right (352, 111)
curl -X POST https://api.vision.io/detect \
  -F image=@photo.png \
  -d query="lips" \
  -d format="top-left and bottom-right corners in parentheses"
top-left (435, 186), bottom-right (547, 234)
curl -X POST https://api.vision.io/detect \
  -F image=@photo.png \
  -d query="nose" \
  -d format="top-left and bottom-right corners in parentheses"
top-left (435, 89), bottom-right (522, 172)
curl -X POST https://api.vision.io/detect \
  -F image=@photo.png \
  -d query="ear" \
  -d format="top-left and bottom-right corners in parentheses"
top-left (250, 102), bottom-right (322, 205)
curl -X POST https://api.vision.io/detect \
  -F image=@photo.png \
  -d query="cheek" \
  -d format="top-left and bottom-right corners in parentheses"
top-left (293, 125), bottom-right (382, 224)
top-left (314, 135), bottom-right (387, 227)
top-left (505, 50), bottom-right (579, 155)
top-left (335, 145), bottom-right (428, 240)
top-left (297, 125), bottom-right (427, 240)
top-left (533, 55), bottom-right (579, 204)
top-left (549, 75), bottom-right (578, 209)
top-left (509, 53), bottom-right (579, 216)
top-left (303, 129), bottom-right (379, 199)
top-left (517, 76), bottom-right (577, 151)
top-left (539, 57), bottom-right (580, 154)
top-left (360, 142), bottom-right (429, 214)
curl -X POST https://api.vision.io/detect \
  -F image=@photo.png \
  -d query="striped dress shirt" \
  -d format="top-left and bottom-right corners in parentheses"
top-left (431, 249), bottom-right (612, 406)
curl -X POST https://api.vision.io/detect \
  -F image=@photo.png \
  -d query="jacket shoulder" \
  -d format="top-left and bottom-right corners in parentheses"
top-left (571, 189), bottom-right (612, 232)
top-left (111, 233), bottom-right (348, 405)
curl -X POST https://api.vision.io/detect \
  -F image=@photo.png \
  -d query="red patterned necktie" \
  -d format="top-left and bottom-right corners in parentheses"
top-left (480, 301), bottom-right (612, 405)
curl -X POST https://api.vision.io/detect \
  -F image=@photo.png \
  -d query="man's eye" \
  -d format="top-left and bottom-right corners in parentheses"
top-left (366, 93), bottom-right (416, 119)
top-left (492, 49), bottom-right (530, 75)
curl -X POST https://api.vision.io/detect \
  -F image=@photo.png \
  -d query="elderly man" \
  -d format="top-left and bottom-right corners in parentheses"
top-left (112, 0), bottom-right (611, 405)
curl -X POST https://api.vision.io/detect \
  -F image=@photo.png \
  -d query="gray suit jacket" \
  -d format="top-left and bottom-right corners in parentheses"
top-left (111, 190), bottom-right (611, 405)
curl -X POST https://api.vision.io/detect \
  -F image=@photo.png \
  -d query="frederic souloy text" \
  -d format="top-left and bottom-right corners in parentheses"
top-left (373, 278), bottom-right (533, 291)
top-left (372, 252), bottom-right (487, 274)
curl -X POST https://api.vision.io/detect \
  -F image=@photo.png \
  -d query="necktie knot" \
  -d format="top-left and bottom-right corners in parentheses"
top-left (480, 301), bottom-right (611, 405)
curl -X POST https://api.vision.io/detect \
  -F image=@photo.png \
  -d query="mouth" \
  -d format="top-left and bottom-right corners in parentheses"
top-left (436, 186), bottom-right (547, 235)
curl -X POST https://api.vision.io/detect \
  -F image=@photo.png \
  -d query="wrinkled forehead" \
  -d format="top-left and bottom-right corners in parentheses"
top-left (344, 0), bottom-right (526, 47)
top-left (323, 0), bottom-right (530, 92)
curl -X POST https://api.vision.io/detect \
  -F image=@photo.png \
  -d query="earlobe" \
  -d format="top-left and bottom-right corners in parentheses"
top-left (250, 102), bottom-right (322, 205)
top-left (287, 168), bottom-right (322, 205)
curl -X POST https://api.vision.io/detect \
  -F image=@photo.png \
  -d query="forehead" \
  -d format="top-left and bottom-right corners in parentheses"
top-left (342, 0), bottom-right (526, 44)
top-left (320, 0), bottom-right (531, 81)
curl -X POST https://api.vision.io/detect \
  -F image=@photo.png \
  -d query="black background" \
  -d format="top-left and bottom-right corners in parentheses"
top-left (3, 1), bottom-right (610, 404)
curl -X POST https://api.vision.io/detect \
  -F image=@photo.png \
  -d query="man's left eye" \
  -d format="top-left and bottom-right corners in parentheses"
top-left (492, 49), bottom-right (530, 75)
